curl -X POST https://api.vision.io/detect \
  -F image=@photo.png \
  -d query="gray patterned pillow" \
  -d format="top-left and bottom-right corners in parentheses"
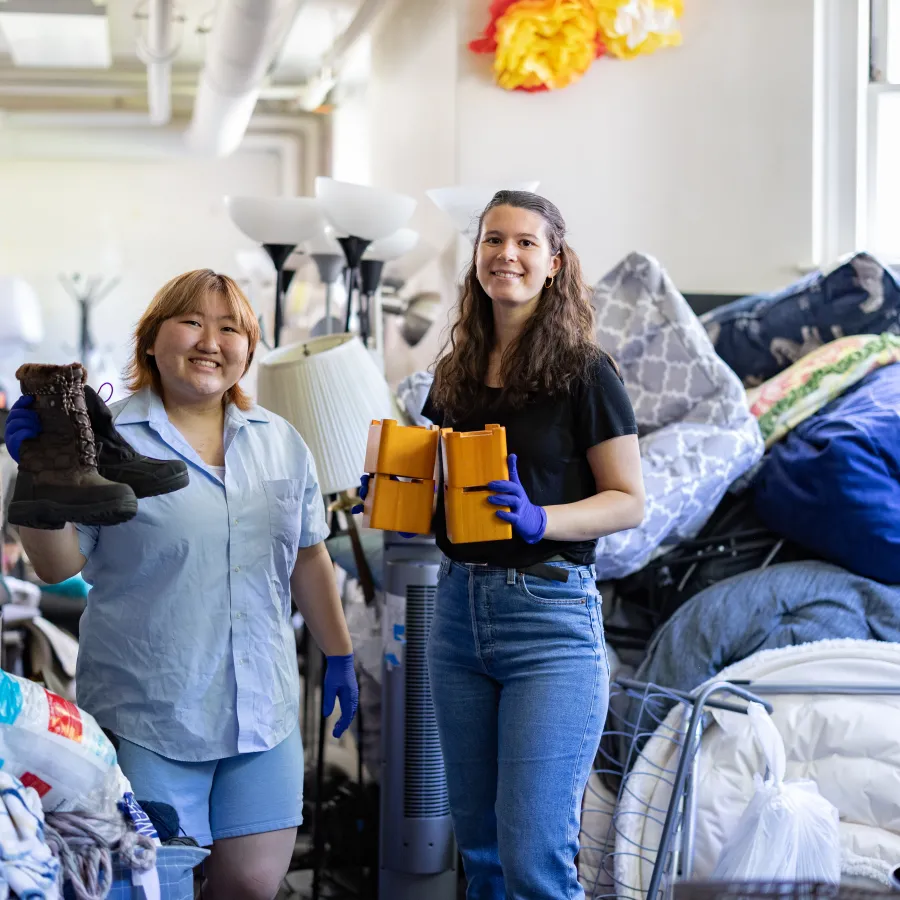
top-left (591, 253), bottom-right (764, 578)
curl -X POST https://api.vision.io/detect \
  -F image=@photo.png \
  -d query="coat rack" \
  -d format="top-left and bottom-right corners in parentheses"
top-left (59, 273), bottom-right (121, 365)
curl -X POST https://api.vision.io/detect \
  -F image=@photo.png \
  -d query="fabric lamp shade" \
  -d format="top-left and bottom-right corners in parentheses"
top-left (256, 333), bottom-right (394, 496)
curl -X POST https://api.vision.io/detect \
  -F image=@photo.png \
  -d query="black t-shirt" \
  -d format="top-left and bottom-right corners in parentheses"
top-left (421, 355), bottom-right (638, 568)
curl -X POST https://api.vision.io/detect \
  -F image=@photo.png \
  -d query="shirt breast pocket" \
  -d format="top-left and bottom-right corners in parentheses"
top-left (263, 479), bottom-right (304, 549)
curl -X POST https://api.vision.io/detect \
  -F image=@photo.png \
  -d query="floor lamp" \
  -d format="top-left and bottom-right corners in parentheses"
top-left (359, 228), bottom-right (420, 351)
top-left (425, 180), bottom-right (540, 243)
top-left (257, 334), bottom-right (394, 898)
top-left (305, 227), bottom-right (345, 337)
top-left (314, 177), bottom-right (416, 345)
top-left (225, 196), bottom-right (326, 348)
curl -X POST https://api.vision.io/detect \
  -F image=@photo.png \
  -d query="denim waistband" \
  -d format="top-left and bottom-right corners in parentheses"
top-left (439, 556), bottom-right (597, 581)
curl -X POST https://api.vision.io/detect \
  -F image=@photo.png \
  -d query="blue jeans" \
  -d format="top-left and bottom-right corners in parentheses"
top-left (427, 558), bottom-right (609, 900)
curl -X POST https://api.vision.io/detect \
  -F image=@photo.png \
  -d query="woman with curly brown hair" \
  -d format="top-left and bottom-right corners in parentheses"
top-left (424, 191), bottom-right (644, 899)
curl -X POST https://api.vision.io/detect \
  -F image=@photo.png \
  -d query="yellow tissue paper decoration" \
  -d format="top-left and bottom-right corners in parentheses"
top-left (469, 0), bottom-right (684, 92)
top-left (592, 0), bottom-right (683, 60)
top-left (470, 0), bottom-right (605, 93)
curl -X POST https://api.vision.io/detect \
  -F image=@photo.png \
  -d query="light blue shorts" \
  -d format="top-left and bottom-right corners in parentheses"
top-left (115, 724), bottom-right (304, 848)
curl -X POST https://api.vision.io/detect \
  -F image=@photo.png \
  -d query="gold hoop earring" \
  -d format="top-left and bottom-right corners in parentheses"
top-left (545, 275), bottom-right (555, 289)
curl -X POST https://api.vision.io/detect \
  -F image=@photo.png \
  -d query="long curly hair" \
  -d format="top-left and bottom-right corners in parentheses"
top-left (431, 190), bottom-right (601, 419)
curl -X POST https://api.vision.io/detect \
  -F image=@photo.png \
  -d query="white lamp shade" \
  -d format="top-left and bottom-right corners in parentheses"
top-left (0, 276), bottom-right (43, 345)
top-left (257, 333), bottom-right (394, 495)
top-left (304, 225), bottom-right (343, 255)
top-left (383, 239), bottom-right (440, 283)
top-left (284, 249), bottom-right (306, 270)
top-left (225, 196), bottom-right (326, 246)
top-left (426, 181), bottom-right (540, 241)
top-left (315, 177), bottom-right (417, 241)
top-left (363, 228), bottom-right (419, 262)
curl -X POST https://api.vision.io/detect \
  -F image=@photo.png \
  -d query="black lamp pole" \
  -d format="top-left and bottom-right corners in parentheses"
top-left (358, 259), bottom-right (386, 346)
top-left (337, 236), bottom-right (372, 335)
top-left (262, 243), bottom-right (296, 348)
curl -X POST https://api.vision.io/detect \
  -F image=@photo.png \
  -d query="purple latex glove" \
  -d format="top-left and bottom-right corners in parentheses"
top-left (3, 395), bottom-right (41, 463)
top-left (351, 473), bottom-right (415, 538)
top-left (488, 454), bottom-right (547, 544)
top-left (323, 653), bottom-right (359, 739)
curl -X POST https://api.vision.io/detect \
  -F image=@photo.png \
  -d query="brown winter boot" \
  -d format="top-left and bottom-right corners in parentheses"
top-left (8, 363), bottom-right (138, 530)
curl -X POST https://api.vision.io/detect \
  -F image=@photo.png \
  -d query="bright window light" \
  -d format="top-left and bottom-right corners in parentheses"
top-left (872, 92), bottom-right (900, 256)
top-left (0, 12), bottom-right (112, 69)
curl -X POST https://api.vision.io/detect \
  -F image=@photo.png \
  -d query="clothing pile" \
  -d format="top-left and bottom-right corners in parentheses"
top-left (576, 250), bottom-right (900, 897)
top-left (0, 670), bottom-right (207, 899)
top-left (0, 770), bottom-right (59, 900)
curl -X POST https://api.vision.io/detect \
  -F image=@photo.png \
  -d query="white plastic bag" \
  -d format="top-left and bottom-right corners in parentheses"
top-left (712, 702), bottom-right (841, 884)
top-left (0, 669), bottom-right (130, 815)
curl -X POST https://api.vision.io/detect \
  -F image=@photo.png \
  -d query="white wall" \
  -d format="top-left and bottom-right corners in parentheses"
top-left (456, 0), bottom-right (817, 291)
top-left (0, 135), bottom-right (283, 399)
top-left (360, 0), bottom-right (821, 365)
top-left (365, 0), bottom-right (463, 384)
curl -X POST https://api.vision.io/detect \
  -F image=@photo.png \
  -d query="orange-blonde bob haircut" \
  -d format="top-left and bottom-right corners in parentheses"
top-left (125, 269), bottom-right (261, 411)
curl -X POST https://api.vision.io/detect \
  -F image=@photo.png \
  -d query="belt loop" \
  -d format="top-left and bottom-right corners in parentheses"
top-left (506, 568), bottom-right (516, 586)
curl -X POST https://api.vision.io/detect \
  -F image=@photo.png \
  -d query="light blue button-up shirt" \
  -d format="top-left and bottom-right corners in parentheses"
top-left (74, 387), bottom-right (329, 762)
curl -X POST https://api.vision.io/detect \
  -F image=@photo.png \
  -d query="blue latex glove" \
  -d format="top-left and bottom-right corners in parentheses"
top-left (488, 454), bottom-right (547, 544)
top-left (351, 473), bottom-right (415, 538)
top-left (350, 474), bottom-right (369, 515)
top-left (323, 653), bottom-right (359, 739)
top-left (3, 395), bottom-right (41, 463)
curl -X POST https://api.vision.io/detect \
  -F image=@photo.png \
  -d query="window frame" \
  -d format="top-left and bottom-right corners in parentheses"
top-left (865, 0), bottom-right (900, 258)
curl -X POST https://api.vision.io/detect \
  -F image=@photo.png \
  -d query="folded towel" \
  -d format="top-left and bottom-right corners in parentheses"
top-left (0, 770), bottom-right (60, 900)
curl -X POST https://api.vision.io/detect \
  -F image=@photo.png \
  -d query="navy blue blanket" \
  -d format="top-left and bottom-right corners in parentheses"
top-left (754, 363), bottom-right (900, 583)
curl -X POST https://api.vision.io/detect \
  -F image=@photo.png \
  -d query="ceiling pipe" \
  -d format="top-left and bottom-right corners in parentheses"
top-left (185, 0), bottom-right (302, 157)
top-left (137, 0), bottom-right (179, 126)
top-left (294, 0), bottom-right (391, 112)
top-left (0, 67), bottom-right (320, 101)
top-left (320, 0), bottom-right (389, 72)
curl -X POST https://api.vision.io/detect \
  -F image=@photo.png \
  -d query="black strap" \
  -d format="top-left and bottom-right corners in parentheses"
top-left (517, 562), bottom-right (570, 583)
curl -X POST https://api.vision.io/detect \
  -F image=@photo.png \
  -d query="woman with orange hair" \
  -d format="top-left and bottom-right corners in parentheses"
top-left (7, 269), bottom-right (357, 900)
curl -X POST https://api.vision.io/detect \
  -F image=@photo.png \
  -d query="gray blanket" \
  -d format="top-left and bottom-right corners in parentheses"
top-left (620, 561), bottom-right (900, 748)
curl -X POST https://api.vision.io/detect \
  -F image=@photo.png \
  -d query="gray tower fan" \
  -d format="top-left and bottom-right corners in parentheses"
top-left (379, 531), bottom-right (457, 898)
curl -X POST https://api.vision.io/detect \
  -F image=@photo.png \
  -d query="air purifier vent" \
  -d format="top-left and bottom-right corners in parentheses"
top-left (404, 583), bottom-right (449, 817)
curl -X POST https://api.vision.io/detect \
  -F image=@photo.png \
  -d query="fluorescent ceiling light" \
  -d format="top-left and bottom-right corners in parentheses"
top-left (0, 11), bottom-right (112, 69)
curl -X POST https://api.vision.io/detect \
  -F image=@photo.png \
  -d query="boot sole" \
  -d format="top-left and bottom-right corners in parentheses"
top-left (129, 469), bottom-right (190, 500)
top-left (8, 496), bottom-right (138, 530)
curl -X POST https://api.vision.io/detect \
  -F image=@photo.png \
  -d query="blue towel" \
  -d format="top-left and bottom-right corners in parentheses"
top-left (0, 771), bottom-right (60, 900)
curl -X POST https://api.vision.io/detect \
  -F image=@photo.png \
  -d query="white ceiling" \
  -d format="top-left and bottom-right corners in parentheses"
top-left (0, 0), bottom-right (366, 110)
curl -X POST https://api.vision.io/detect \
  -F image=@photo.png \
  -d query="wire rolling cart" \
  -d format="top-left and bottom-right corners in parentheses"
top-left (673, 882), bottom-right (900, 900)
top-left (579, 677), bottom-right (772, 900)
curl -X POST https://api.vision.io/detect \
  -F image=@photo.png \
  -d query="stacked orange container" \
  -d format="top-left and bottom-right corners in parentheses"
top-left (441, 424), bottom-right (512, 544)
top-left (361, 419), bottom-right (439, 535)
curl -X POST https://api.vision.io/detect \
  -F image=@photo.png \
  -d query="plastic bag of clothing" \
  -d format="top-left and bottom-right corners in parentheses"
top-left (712, 703), bottom-right (841, 883)
top-left (0, 669), bottom-right (129, 815)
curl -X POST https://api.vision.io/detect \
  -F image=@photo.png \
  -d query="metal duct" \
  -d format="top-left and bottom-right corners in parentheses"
top-left (139, 0), bottom-right (177, 126)
top-left (185, 0), bottom-right (299, 157)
